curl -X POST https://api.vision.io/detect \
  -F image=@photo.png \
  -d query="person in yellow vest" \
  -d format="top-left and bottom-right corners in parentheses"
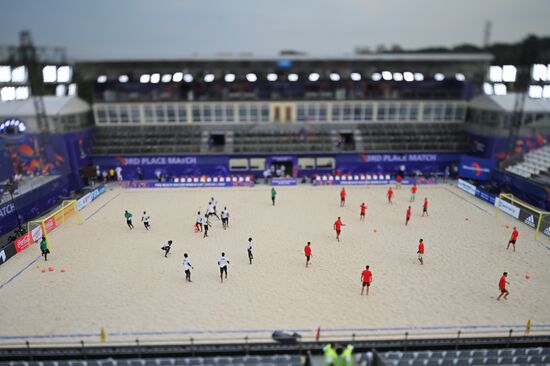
top-left (323, 343), bottom-right (339, 366)
top-left (339, 344), bottom-right (354, 366)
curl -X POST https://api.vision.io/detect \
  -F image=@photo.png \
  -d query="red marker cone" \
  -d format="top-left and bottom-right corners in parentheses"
top-left (60, 269), bottom-right (65, 273)
top-left (525, 273), bottom-right (531, 280)
top-left (48, 266), bottom-right (54, 272)
top-left (41, 269), bottom-right (46, 273)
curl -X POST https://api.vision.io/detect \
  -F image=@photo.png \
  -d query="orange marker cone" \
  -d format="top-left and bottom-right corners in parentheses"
top-left (48, 266), bottom-right (54, 272)
top-left (60, 269), bottom-right (65, 273)
top-left (41, 269), bottom-right (46, 273)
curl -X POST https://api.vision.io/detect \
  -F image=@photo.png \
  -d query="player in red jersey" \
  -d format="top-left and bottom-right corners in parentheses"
top-left (361, 265), bottom-right (373, 295)
top-left (395, 175), bottom-right (403, 189)
top-left (387, 187), bottom-right (394, 204)
top-left (422, 197), bottom-right (429, 216)
top-left (507, 227), bottom-right (519, 252)
top-left (405, 206), bottom-right (412, 225)
top-left (417, 239), bottom-right (425, 265)
top-left (360, 203), bottom-right (367, 221)
top-left (410, 184), bottom-right (417, 202)
top-left (340, 187), bottom-right (347, 207)
top-left (497, 272), bottom-right (509, 300)
top-left (304, 242), bottom-right (312, 267)
top-left (334, 217), bottom-right (345, 242)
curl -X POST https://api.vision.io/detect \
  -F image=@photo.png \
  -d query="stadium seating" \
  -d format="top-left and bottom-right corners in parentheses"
top-left (505, 145), bottom-right (550, 186)
top-left (0, 354), bottom-right (304, 366)
top-left (374, 346), bottom-right (550, 365)
top-left (93, 122), bottom-right (467, 155)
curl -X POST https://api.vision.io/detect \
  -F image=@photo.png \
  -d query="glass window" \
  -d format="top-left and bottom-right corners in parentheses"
top-left (226, 105), bottom-right (235, 122)
top-left (378, 103), bottom-right (387, 121)
top-left (455, 105), bottom-right (464, 121)
top-left (297, 105), bottom-right (306, 122)
top-left (192, 105), bottom-right (201, 122)
top-left (319, 104), bottom-right (327, 121)
top-left (388, 104), bottom-right (397, 120)
top-left (203, 105), bottom-right (212, 122)
top-left (130, 105), bottom-right (140, 123)
top-left (354, 104), bottom-right (363, 121)
top-left (298, 157), bottom-right (315, 169)
top-left (156, 105), bottom-right (166, 122)
top-left (250, 105), bottom-right (258, 121)
top-left (433, 104), bottom-right (443, 121)
top-left (214, 104), bottom-right (224, 122)
top-left (398, 104), bottom-right (408, 121)
top-left (177, 105), bottom-right (187, 122)
top-left (316, 157), bottom-right (335, 169)
top-left (96, 107), bottom-right (107, 123)
top-left (144, 105), bottom-right (154, 123)
top-left (409, 104), bottom-right (419, 121)
top-left (308, 104), bottom-right (317, 121)
top-left (423, 104), bottom-right (433, 121)
top-left (444, 104), bottom-right (454, 121)
top-left (239, 105), bottom-right (248, 122)
top-left (119, 105), bottom-right (129, 123)
top-left (107, 105), bottom-right (119, 123)
top-left (249, 158), bottom-right (265, 170)
top-left (332, 104), bottom-right (342, 121)
top-left (364, 104), bottom-right (373, 120)
top-left (229, 158), bottom-right (248, 171)
top-left (260, 104), bottom-right (269, 122)
top-left (343, 104), bottom-right (352, 120)
top-left (167, 104), bottom-right (176, 123)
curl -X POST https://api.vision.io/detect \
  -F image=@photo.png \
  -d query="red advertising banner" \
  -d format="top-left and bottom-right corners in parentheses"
top-left (44, 216), bottom-right (57, 233)
top-left (13, 234), bottom-right (30, 253)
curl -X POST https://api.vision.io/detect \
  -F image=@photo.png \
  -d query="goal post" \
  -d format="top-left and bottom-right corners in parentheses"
top-left (26, 199), bottom-right (82, 250)
top-left (496, 193), bottom-right (549, 241)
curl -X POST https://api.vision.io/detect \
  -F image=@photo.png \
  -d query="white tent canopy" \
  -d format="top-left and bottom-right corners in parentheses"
top-left (0, 96), bottom-right (90, 118)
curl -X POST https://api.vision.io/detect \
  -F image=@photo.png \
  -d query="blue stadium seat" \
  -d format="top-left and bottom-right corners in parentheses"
top-left (468, 349), bottom-right (487, 358)
top-left (497, 349), bottom-right (514, 357)
top-left (497, 356), bottom-right (514, 364)
top-left (527, 355), bottom-right (545, 363)
top-left (524, 347), bottom-right (542, 356)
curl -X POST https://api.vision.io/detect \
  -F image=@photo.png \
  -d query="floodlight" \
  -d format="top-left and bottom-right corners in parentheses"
top-left (350, 72), bottom-right (361, 81)
top-left (246, 73), bottom-right (257, 82)
top-left (11, 66), bottom-right (27, 83)
top-left (55, 84), bottom-right (66, 96)
top-left (371, 72), bottom-right (382, 81)
top-left (393, 72), bottom-right (403, 81)
top-left (204, 73), bottom-right (215, 83)
top-left (173, 72), bottom-right (183, 82)
top-left (543, 85), bottom-right (550, 99)
top-left (403, 72), bottom-right (414, 82)
top-left (267, 73), bottom-right (278, 81)
top-left (0, 66), bottom-right (10, 82)
top-left (494, 83), bottom-right (507, 96)
top-left (18, 122), bottom-right (26, 132)
top-left (455, 73), bottom-right (465, 81)
top-left (308, 73), bottom-right (320, 82)
top-left (68, 83), bottom-right (77, 96)
top-left (183, 73), bottom-right (194, 83)
top-left (434, 73), bottom-right (445, 81)
top-left (140, 74), bottom-right (150, 83)
top-left (288, 73), bottom-right (298, 82)
top-left (489, 66), bottom-right (503, 82)
top-left (57, 66), bottom-right (72, 83)
top-left (381, 71), bottom-right (392, 80)
top-left (15, 86), bottom-right (29, 100)
top-left (414, 73), bottom-right (424, 81)
top-left (161, 74), bottom-right (172, 83)
top-left (0, 87), bottom-right (15, 101)
top-left (118, 75), bottom-right (129, 83)
top-left (532, 64), bottom-right (547, 82)
top-left (528, 85), bottom-right (542, 99)
top-left (151, 73), bottom-right (161, 83)
top-left (97, 75), bottom-right (108, 83)
top-left (502, 65), bottom-right (516, 82)
top-left (329, 73), bottom-right (340, 81)
top-left (43, 65), bottom-right (57, 83)
top-left (224, 73), bottom-right (235, 82)
top-left (483, 82), bottom-right (493, 95)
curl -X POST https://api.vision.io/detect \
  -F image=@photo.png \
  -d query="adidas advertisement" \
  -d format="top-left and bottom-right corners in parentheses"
top-left (518, 210), bottom-right (539, 229)
top-left (541, 217), bottom-right (550, 238)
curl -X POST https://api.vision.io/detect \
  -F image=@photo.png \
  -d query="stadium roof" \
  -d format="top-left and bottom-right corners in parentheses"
top-left (0, 96), bottom-right (90, 117)
top-left (77, 52), bottom-right (493, 64)
top-left (469, 93), bottom-right (550, 113)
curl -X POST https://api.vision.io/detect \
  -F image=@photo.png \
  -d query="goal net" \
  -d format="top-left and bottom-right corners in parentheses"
top-left (496, 193), bottom-right (550, 241)
top-left (27, 199), bottom-right (82, 250)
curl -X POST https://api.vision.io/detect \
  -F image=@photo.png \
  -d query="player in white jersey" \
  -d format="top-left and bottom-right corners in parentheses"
top-left (141, 211), bottom-right (151, 230)
top-left (195, 211), bottom-right (203, 232)
top-left (161, 240), bottom-right (173, 258)
top-left (183, 253), bottom-right (194, 282)
top-left (221, 207), bottom-right (230, 229)
top-left (218, 252), bottom-right (230, 283)
top-left (247, 237), bottom-right (253, 264)
top-left (203, 214), bottom-right (210, 238)
top-left (207, 202), bottom-right (220, 221)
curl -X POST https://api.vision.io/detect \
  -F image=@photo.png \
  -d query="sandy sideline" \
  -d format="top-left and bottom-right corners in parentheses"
top-left (1, 184), bottom-right (549, 344)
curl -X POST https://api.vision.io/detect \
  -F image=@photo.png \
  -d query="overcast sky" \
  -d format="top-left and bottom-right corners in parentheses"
top-left (1, 0), bottom-right (549, 60)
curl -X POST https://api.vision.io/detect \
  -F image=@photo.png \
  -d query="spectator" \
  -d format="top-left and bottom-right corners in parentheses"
top-left (136, 167), bottom-right (143, 181)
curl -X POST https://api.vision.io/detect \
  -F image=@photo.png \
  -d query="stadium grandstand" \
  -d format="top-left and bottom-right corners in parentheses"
top-left (1, 16), bottom-right (550, 366)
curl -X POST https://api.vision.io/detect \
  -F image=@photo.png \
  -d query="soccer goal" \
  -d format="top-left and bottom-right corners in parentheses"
top-left (27, 199), bottom-right (83, 250)
top-left (496, 193), bottom-right (550, 241)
